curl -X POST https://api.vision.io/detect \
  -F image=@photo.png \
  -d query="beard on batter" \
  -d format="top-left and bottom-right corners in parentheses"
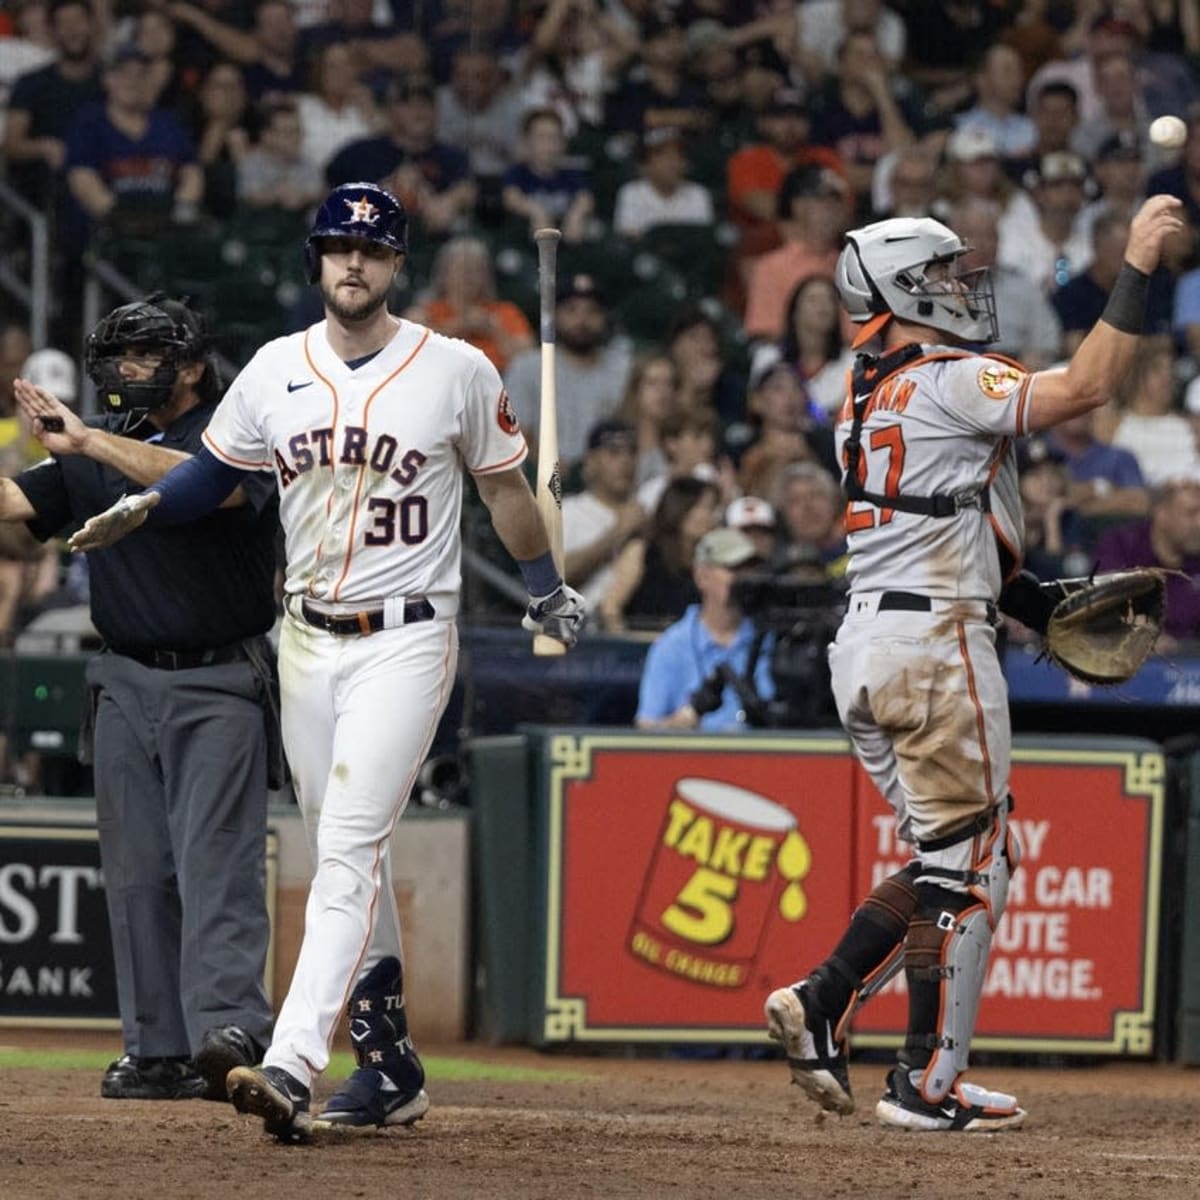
top-left (322, 277), bottom-right (391, 324)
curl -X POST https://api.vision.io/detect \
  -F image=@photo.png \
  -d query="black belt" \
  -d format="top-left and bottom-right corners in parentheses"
top-left (120, 643), bottom-right (247, 671)
top-left (869, 591), bottom-right (998, 622)
top-left (299, 597), bottom-right (435, 636)
top-left (877, 591), bottom-right (932, 612)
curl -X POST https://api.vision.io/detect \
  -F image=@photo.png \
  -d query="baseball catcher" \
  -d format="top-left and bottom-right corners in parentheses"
top-left (999, 567), bottom-right (1168, 684)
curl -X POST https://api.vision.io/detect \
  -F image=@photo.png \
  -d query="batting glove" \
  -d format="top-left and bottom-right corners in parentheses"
top-left (522, 583), bottom-right (588, 648)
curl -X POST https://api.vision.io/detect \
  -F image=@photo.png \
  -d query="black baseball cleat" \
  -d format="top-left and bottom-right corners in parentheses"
top-left (100, 1054), bottom-right (207, 1101)
top-left (195, 1025), bottom-right (261, 1102)
top-left (875, 1066), bottom-right (1027, 1132)
top-left (314, 1066), bottom-right (430, 1131)
top-left (764, 982), bottom-right (855, 1115)
top-left (227, 1065), bottom-right (312, 1143)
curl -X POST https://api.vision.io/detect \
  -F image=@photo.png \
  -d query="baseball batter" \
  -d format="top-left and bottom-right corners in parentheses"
top-left (765, 196), bottom-right (1182, 1131)
top-left (71, 182), bottom-right (586, 1141)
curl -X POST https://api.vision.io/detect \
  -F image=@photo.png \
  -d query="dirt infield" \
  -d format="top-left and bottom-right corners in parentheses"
top-left (3, 1032), bottom-right (1199, 1200)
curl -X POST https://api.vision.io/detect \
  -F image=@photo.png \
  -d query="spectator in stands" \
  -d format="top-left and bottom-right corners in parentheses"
top-left (65, 44), bottom-right (203, 238)
top-left (612, 126), bottom-right (714, 239)
top-left (635, 526), bottom-right (773, 731)
top-left (295, 41), bottom-right (381, 174)
top-left (168, 0), bottom-right (254, 84)
top-left (636, 405), bottom-right (729, 514)
top-left (236, 97), bottom-right (323, 213)
top-left (326, 76), bottom-right (476, 239)
top-left (1078, 130), bottom-right (1146, 244)
top-left (809, 30), bottom-right (917, 207)
top-left (501, 107), bottom-right (593, 243)
top-left (0, 323), bottom-right (33, 419)
top-left (1053, 212), bottom-right (1173, 354)
top-left (871, 144), bottom-right (937, 220)
top-left (191, 60), bottom-right (251, 221)
top-left (1006, 81), bottom-right (1081, 183)
top-left (435, 47), bottom-right (523, 182)
top-left (748, 274), bottom-right (855, 418)
top-left (795, 0), bottom-right (907, 75)
top-left (517, 0), bottom-right (629, 137)
top-left (743, 165), bottom-right (849, 341)
top-left (998, 151), bottom-right (1091, 293)
top-left (954, 44), bottom-right (1037, 163)
top-left (615, 352), bottom-right (681, 488)
top-left (298, 0), bottom-right (428, 89)
top-left (1071, 51), bottom-right (1150, 165)
top-left (950, 199), bottom-right (1062, 370)
top-left (726, 494), bottom-right (780, 565)
top-left (604, 9), bottom-right (705, 137)
top-left (0, 0), bottom-right (56, 130)
top-left (600, 475), bottom-right (721, 632)
top-left (937, 127), bottom-right (1037, 234)
top-left (1095, 474), bottom-right (1200, 643)
top-left (1112, 336), bottom-right (1200, 487)
top-left (1044, 409), bottom-right (1149, 522)
top-left (504, 273), bottom-right (632, 469)
top-left (169, 0), bottom-right (305, 102)
top-left (685, 19), bottom-right (748, 138)
top-left (775, 460), bottom-right (847, 576)
top-left (738, 360), bottom-right (837, 501)
top-left (665, 307), bottom-right (745, 427)
top-left (404, 236), bottom-right (534, 375)
top-left (2, 0), bottom-right (102, 206)
top-left (725, 87), bottom-right (843, 256)
top-left (134, 8), bottom-right (188, 114)
top-left (561, 418), bottom-right (645, 612)
top-left (1017, 436), bottom-right (1089, 581)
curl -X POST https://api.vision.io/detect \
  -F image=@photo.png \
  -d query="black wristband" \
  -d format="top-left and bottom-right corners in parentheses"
top-left (1100, 263), bottom-right (1150, 335)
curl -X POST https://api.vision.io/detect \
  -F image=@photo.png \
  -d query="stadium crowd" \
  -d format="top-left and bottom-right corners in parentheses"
top-left (4, 0), bottom-right (1200, 777)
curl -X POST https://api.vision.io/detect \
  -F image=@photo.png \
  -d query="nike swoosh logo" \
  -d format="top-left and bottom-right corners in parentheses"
top-left (287, 380), bottom-right (313, 392)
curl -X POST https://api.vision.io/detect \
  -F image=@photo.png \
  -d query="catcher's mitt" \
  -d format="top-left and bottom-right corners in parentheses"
top-left (1042, 569), bottom-right (1168, 685)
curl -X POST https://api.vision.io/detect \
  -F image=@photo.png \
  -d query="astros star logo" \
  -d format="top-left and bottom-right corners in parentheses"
top-left (345, 195), bottom-right (379, 226)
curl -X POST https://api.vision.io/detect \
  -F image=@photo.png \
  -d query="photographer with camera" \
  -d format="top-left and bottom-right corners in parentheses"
top-left (635, 527), bottom-right (775, 731)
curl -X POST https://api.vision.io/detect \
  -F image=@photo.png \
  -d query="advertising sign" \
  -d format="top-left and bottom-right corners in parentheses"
top-left (851, 748), bottom-right (1163, 1055)
top-left (538, 734), bottom-right (1162, 1054)
top-left (541, 732), bottom-right (855, 1042)
top-left (0, 822), bottom-right (278, 1028)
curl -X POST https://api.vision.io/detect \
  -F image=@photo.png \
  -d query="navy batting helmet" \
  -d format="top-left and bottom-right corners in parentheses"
top-left (304, 182), bottom-right (409, 283)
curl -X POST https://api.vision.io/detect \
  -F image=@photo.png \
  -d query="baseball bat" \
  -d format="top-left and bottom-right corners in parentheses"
top-left (533, 227), bottom-right (566, 657)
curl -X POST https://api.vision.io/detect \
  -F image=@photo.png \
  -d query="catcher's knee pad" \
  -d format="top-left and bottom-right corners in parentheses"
top-left (916, 800), bottom-right (1019, 925)
top-left (903, 884), bottom-right (995, 1103)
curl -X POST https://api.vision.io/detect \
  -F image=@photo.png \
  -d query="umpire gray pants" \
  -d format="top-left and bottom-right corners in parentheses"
top-left (88, 651), bottom-right (274, 1059)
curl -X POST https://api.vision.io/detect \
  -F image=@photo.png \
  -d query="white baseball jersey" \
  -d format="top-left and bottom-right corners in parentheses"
top-left (835, 346), bottom-right (1033, 601)
top-left (203, 319), bottom-right (527, 605)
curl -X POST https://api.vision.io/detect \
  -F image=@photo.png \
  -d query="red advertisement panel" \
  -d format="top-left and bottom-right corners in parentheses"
top-left (849, 752), bottom-right (1162, 1053)
top-left (541, 736), bottom-right (1161, 1053)
top-left (546, 736), bottom-right (856, 1038)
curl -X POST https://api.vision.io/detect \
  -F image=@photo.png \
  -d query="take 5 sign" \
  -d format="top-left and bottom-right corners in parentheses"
top-left (537, 734), bottom-right (1163, 1055)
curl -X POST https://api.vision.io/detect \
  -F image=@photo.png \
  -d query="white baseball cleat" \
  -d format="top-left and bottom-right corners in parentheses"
top-left (765, 983), bottom-right (855, 1115)
top-left (875, 1067), bottom-right (1027, 1132)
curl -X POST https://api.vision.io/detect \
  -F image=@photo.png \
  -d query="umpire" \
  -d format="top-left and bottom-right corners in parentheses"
top-left (1, 297), bottom-right (277, 1101)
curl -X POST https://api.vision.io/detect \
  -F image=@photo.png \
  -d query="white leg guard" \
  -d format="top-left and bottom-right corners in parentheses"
top-left (907, 803), bottom-right (1020, 1102)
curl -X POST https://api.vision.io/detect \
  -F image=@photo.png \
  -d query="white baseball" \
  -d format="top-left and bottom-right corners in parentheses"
top-left (1150, 115), bottom-right (1187, 150)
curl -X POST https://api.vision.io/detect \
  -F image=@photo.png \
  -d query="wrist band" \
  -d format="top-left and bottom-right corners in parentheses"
top-left (1101, 263), bottom-right (1150, 335)
top-left (519, 550), bottom-right (561, 597)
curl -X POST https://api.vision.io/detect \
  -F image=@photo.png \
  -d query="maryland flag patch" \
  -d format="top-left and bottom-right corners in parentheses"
top-left (497, 389), bottom-right (520, 435)
top-left (977, 362), bottom-right (1024, 400)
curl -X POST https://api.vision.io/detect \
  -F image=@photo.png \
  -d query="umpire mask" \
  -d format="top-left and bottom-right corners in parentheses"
top-left (85, 296), bottom-right (211, 428)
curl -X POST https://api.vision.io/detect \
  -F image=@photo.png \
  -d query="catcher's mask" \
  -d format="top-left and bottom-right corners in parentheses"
top-left (85, 295), bottom-right (213, 428)
top-left (835, 216), bottom-right (999, 347)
